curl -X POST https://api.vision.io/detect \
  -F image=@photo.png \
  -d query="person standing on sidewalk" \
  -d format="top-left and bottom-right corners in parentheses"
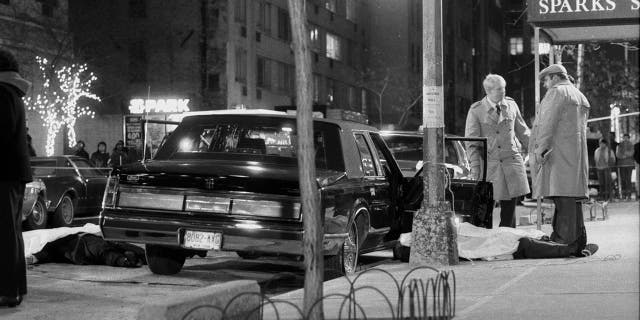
top-left (595, 139), bottom-right (616, 201)
top-left (0, 49), bottom-right (32, 307)
top-left (465, 74), bottom-right (530, 228)
top-left (529, 64), bottom-right (592, 254)
top-left (615, 133), bottom-right (635, 200)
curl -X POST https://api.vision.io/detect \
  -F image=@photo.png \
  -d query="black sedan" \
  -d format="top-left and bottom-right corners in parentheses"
top-left (31, 155), bottom-right (109, 227)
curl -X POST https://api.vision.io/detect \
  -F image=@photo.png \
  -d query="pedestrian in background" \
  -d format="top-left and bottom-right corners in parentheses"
top-left (465, 74), bottom-right (530, 228)
top-left (615, 133), bottom-right (635, 200)
top-left (0, 48), bottom-right (32, 307)
top-left (74, 140), bottom-right (90, 160)
top-left (634, 141), bottom-right (640, 197)
top-left (108, 140), bottom-right (129, 168)
top-left (529, 64), bottom-right (593, 256)
top-left (595, 139), bottom-right (616, 201)
top-left (26, 131), bottom-right (36, 157)
top-left (90, 141), bottom-right (110, 168)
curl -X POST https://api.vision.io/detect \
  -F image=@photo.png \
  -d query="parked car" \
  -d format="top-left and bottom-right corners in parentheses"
top-left (100, 112), bottom-right (492, 275)
top-left (22, 179), bottom-right (48, 230)
top-left (31, 155), bottom-right (109, 227)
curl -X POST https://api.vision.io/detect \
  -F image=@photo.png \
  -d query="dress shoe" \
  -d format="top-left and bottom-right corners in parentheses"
top-left (0, 295), bottom-right (22, 308)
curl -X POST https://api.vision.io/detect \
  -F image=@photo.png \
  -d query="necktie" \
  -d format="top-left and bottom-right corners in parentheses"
top-left (496, 104), bottom-right (503, 116)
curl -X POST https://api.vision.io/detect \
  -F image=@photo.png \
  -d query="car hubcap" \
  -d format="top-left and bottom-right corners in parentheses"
top-left (62, 198), bottom-right (73, 224)
top-left (32, 202), bottom-right (45, 225)
top-left (343, 225), bottom-right (358, 274)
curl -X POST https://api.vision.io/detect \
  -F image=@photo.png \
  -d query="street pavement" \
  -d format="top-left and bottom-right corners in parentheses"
top-left (1, 201), bottom-right (637, 319)
top-left (271, 201), bottom-right (639, 319)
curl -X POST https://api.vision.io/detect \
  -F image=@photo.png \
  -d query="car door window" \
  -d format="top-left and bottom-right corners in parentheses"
top-left (354, 133), bottom-right (377, 176)
top-left (31, 160), bottom-right (56, 176)
top-left (370, 133), bottom-right (398, 178)
top-left (73, 158), bottom-right (104, 177)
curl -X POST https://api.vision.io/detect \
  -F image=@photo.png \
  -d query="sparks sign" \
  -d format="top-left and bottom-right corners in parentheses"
top-left (129, 98), bottom-right (191, 114)
top-left (529, 0), bottom-right (640, 23)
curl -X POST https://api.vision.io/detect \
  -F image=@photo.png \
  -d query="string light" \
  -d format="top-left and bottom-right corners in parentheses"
top-left (23, 56), bottom-right (100, 156)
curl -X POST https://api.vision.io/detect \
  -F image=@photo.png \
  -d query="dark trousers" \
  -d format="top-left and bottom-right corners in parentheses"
top-left (499, 198), bottom-right (517, 228)
top-left (550, 197), bottom-right (586, 251)
top-left (619, 166), bottom-right (633, 197)
top-left (0, 181), bottom-right (27, 297)
top-left (597, 169), bottom-right (612, 200)
top-left (514, 237), bottom-right (578, 259)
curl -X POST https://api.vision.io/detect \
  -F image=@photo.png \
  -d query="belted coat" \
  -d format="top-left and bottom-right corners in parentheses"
top-left (465, 96), bottom-right (531, 200)
top-left (529, 80), bottom-right (590, 199)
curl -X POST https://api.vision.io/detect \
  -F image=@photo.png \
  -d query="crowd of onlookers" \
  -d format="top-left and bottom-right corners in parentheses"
top-left (593, 133), bottom-right (639, 201)
top-left (71, 140), bottom-right (141, 168)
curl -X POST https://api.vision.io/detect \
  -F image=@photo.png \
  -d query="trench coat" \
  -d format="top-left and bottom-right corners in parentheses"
top-left (529, 79), bottom-right (590, 199)
top-left (465, 96), bottom-right (530, 200)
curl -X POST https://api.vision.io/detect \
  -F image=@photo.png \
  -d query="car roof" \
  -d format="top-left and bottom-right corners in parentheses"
top-left (181, 112), bottom-right (378, 132)
top-left (31, 155), bottom-right (84, 161)
top-left (379, 130), bottom-right (458, 138)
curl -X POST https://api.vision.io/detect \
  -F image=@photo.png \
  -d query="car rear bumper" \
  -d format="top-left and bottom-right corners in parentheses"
top-left (100, 208), bottom-right (346, 256)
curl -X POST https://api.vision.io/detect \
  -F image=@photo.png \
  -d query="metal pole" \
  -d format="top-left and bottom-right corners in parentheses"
top-left (534, 27), bottom-right (542, 230)
top-left (410, 0), bottom-right (457, 266)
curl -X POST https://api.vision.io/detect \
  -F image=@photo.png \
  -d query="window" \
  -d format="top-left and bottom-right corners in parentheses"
top-left (277, 7), bottom-right (291, 41)
top-left (128, 41), bottom-right (147, 83)
top-left (354, 134), bottom-right (377, 176)
top-left (235, 0), bottom-right (247, 23)
top-left (327, 78), bottom-right (335, 103)
top-left (532, 40), bottom-right (551, 55)
top-left (309, 26), bottom-right (321, 51)
top-left (313, 74), bottom-right (320, 102)
top-left (326, 33), bottom-right (341, 61)
top-left (257, 56), bottom-right (271, 89)
top-left (370, 133), bottom-right (399, 178)
top-left (257, 1), bottom-right (272, 35)
top-left (276, 62), bottom-right (294, 93)
top-left (208, 73), bottom-right (219, 91)
top-left (156, 118), bottom-right (345, 171)
top-left (509, 37), bottom-right (523, 55)
top-left (348, 86), bottom-right (357, 109)
top-left (325, 0), bottom-right (337, 12)
top-left (235, 48), bottom-right (247, 82)
top-left (346, 0), bottom-right (357, 22)
top-left (129, 0), bottom-right (146, 18)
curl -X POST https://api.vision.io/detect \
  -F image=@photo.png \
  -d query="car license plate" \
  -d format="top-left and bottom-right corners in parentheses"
top-left (183, 230), bottom-right (221, 250)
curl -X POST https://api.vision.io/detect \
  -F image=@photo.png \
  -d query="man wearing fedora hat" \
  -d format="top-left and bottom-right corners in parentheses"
top-left (0, 48), bottom-right (32, 307)
top-left (529, 63), bottom-right (598, 256)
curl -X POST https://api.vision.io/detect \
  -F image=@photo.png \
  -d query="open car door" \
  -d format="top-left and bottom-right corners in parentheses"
top-left (401, 137), bottom-right (494, 229)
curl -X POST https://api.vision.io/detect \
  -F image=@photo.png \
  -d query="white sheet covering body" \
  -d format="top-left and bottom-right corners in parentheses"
top-left (398, 222), bottom-right (546, 260)
top-left (23, 223), bottom-right (102, 257)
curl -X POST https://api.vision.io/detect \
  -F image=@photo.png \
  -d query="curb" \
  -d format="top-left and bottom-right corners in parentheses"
top-left (137, 280), bottom-right (261, 320)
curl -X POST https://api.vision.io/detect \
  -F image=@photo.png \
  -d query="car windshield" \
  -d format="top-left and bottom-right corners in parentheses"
top-left (154, 115), bottom-right (345, 171)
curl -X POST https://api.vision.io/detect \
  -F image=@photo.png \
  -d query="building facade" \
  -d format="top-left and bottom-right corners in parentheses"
top-left (1, 0), bottom-right (71, 156)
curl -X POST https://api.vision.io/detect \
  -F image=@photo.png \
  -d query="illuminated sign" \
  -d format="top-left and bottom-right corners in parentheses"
top-left (129, 99), bottom-right (190, 114)
top-left (528, 0), bottom-right (639, 23)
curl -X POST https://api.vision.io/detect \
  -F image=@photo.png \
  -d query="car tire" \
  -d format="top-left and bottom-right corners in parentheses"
top-left (236, 251), bottom-right (260, 259)
top-left (24, 197), bottom-right (48, 230)
top-left (392, 245), bottom-right (410, 263)
top-left (326, 221), bottom-right (359, 276)
top-left (52, 195), bottom-right (75, 227)
top-left (145, 244), bottom-right (186, 275)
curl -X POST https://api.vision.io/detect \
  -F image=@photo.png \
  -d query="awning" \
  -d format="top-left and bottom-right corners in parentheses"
top-left (527, 0), bottom-right (640, 43)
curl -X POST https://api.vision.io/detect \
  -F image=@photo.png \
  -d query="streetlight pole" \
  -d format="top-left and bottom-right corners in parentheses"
top-left (410, 0), bottom-right (458, 266)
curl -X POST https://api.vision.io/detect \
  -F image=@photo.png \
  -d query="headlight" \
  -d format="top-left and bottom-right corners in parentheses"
top-left (102, 175), bottom-right (119, 208)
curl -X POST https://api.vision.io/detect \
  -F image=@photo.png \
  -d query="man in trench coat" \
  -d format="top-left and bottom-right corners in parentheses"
top-left (0, 49), bottom-right (32, 307)
top-left (529, 64), bottom-right (591, 254)
top-left (465, 74), bottom-right (530, 228)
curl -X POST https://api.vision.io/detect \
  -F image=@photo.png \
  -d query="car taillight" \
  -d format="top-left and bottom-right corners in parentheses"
top-left (102, 175), bottom-right (119, 208)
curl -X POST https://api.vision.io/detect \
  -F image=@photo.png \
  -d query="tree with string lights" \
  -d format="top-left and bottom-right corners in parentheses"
top-left (24, 56), bottom-right (100, 156)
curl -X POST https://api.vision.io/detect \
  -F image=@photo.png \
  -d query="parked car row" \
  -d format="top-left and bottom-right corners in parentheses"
top-left (25, 155), bottom-right (109, 230)
top-left (99, 111), bottom-right (493, 275)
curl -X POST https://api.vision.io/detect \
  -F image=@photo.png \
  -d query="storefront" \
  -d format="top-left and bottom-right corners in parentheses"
top-left (123, 98), bottom-right (190, 158)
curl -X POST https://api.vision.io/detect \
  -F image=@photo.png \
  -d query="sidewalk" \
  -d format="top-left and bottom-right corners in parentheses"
top-left (271, 201), bottom-right (639, 319)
